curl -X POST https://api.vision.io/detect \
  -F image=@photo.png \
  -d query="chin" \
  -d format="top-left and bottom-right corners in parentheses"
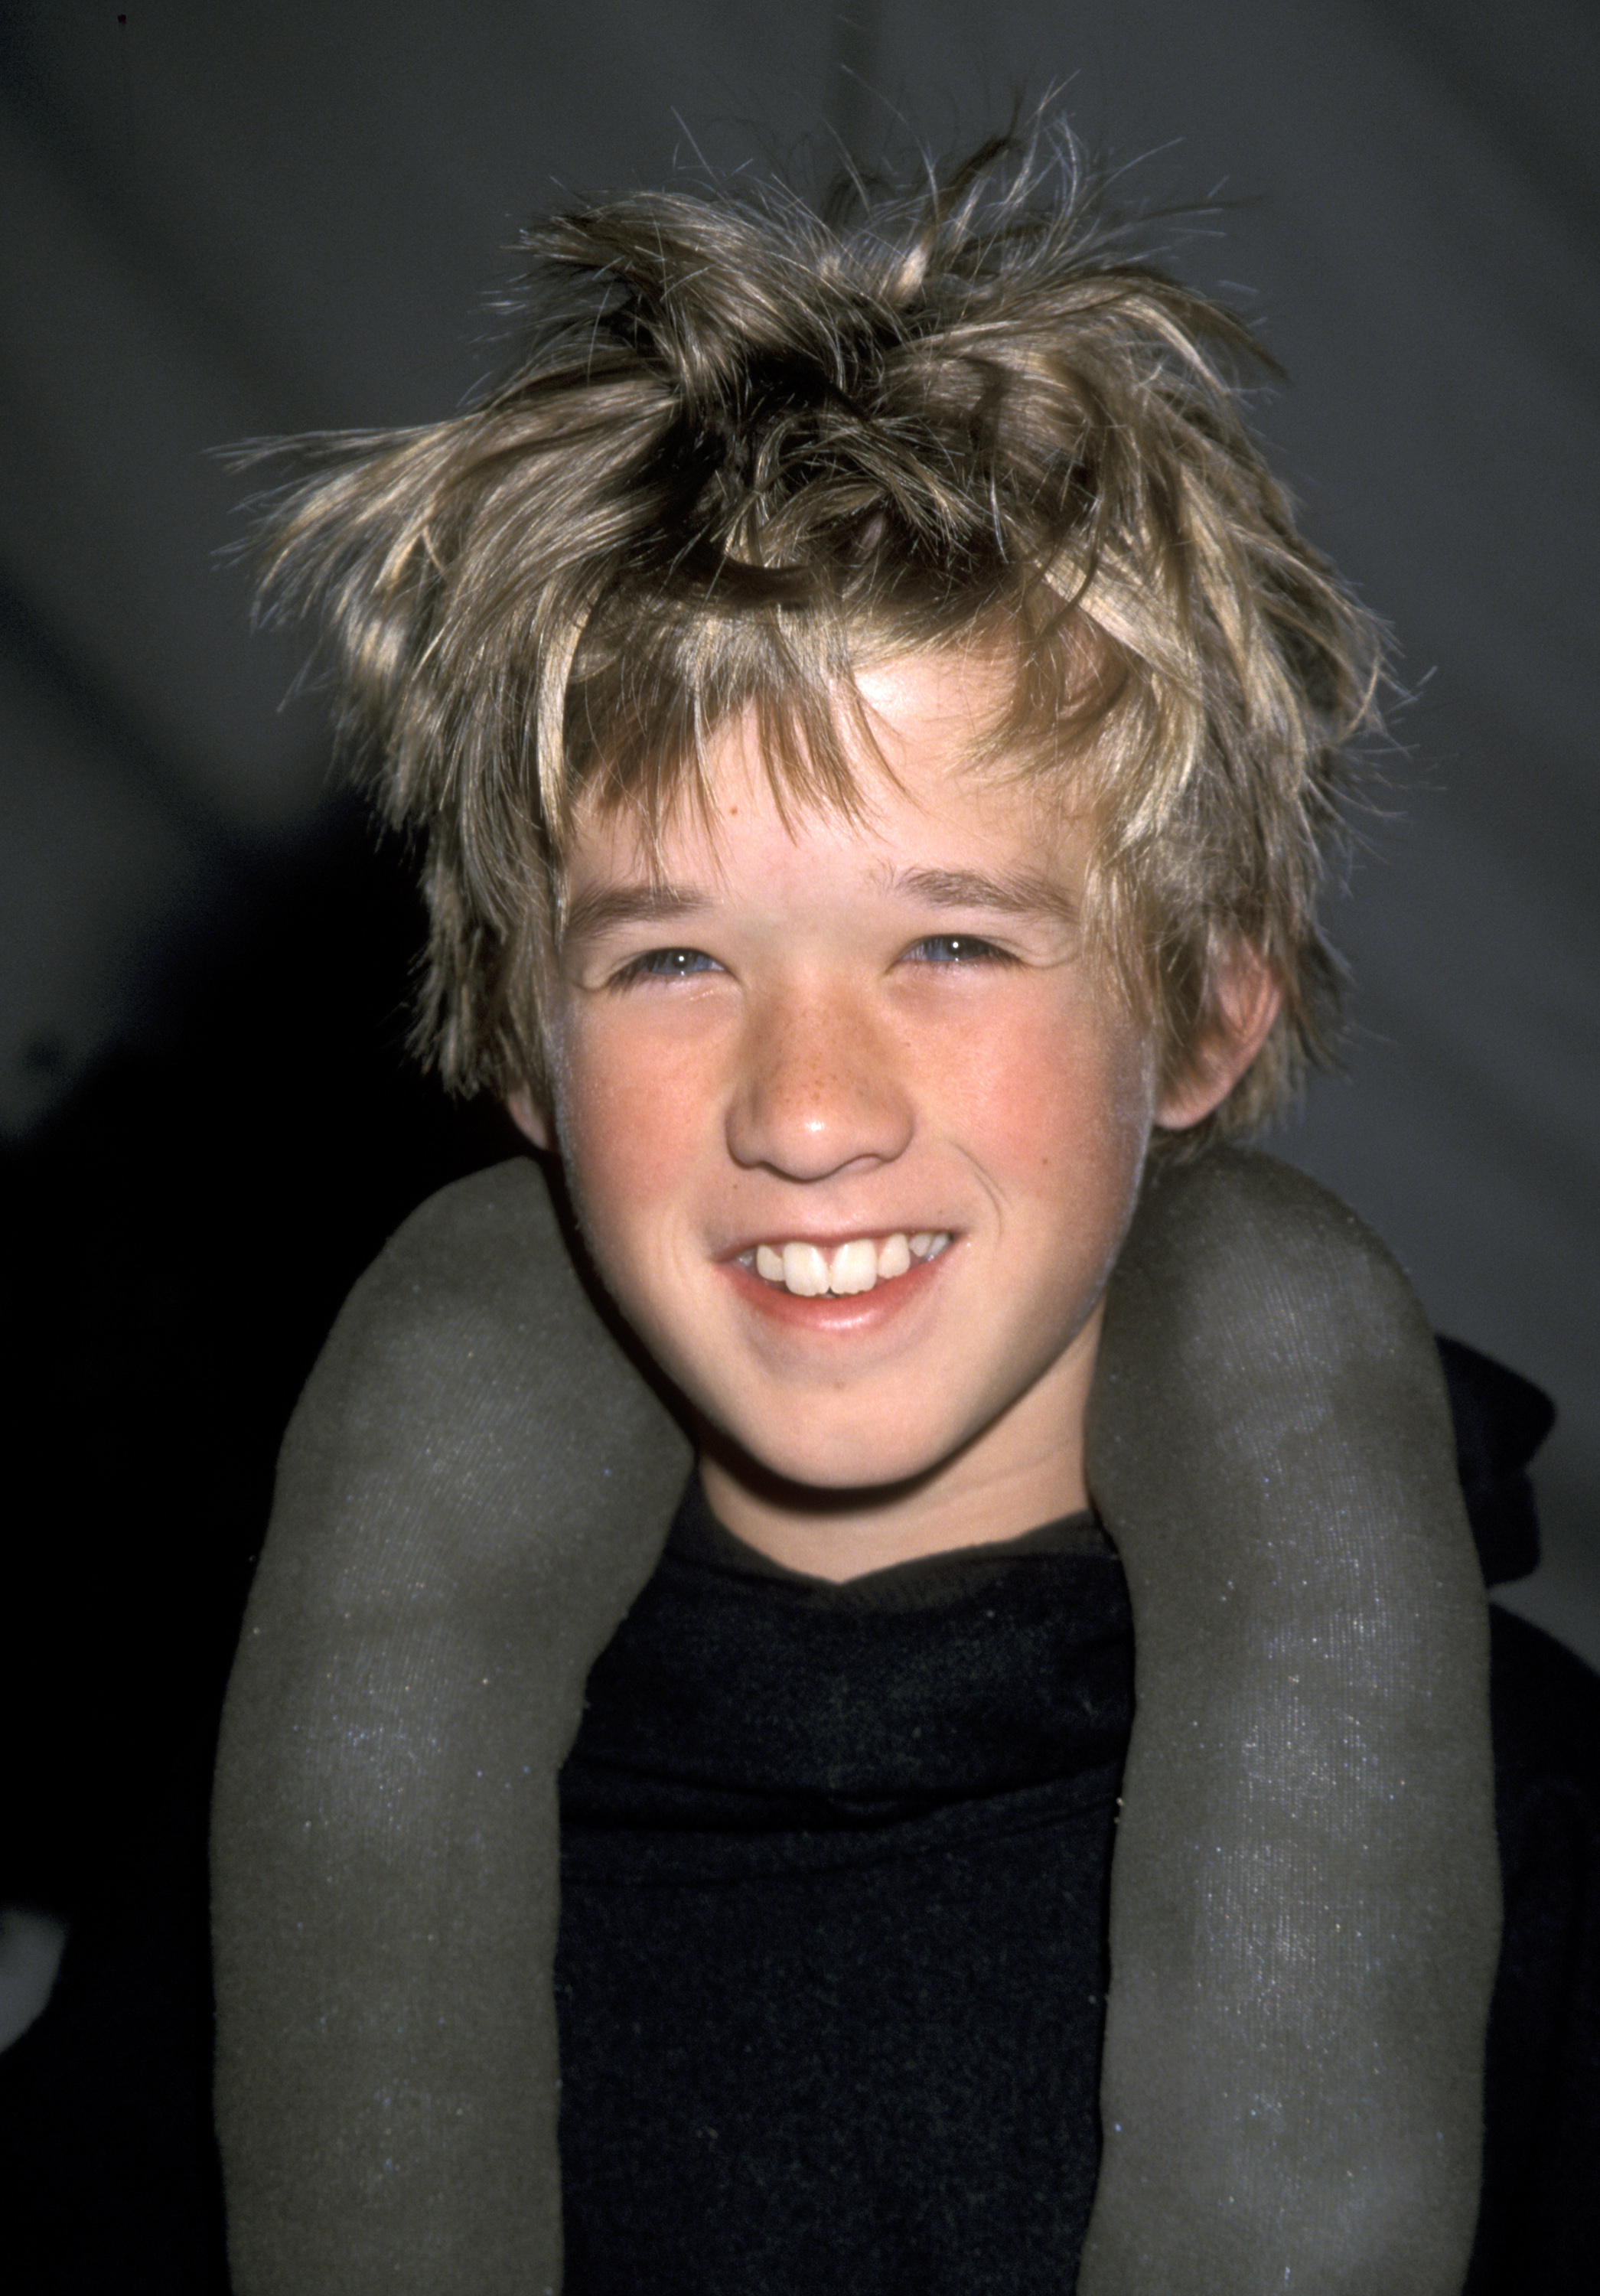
top-left (705, 1405), bottom-right (970, 1503)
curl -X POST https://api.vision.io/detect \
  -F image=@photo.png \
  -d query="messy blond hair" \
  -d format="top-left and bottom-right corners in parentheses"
top-left (248, 129), bottom-right (1380, 1134)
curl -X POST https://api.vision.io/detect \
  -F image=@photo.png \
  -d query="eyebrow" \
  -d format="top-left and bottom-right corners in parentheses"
top-left (559, 882), bottom-right (714, 952)
top-left (878, 865), bottom-right (1080, 924)
top-left (558, 861), bottom-right (1078, 953)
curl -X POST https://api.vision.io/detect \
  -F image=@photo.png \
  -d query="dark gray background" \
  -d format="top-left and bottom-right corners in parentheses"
top-left (3, 0), bottom-right (1596, 1662)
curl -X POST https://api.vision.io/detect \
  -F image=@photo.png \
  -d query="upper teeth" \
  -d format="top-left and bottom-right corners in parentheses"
top-left (748, 1231), bottom-right (950, 1297)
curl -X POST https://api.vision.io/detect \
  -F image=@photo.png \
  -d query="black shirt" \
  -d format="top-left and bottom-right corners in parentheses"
top-left (556, 1345), bottom-right (1600, 2293)
top-left (556, 1486), bottom-right (1129, 2294)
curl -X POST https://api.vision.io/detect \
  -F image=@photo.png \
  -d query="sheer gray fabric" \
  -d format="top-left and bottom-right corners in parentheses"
top-left (1081, 1152), bottom-right (1498, 2293)
top-left (212, 1148), bottom-right (1497, 2292)
top-left (213, 1163), bottom-right (689, 2292)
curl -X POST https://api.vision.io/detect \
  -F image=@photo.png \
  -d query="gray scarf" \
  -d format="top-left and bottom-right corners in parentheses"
top-left (212, 1146), bottom-right (1498, 2293)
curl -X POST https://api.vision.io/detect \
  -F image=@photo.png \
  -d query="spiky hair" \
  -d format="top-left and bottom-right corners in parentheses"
top-left (247, 129), bottom-right (1381, 1133)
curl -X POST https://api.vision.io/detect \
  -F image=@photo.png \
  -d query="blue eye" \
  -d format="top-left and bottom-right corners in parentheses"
top-left (618, 946), bottom-right (721, 983)
top-left (906, 934), bottom-right (1009, 966)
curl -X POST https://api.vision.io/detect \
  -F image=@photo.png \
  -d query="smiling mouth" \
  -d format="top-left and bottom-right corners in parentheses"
top-left (736, 1231), bottom-right (953, 1298)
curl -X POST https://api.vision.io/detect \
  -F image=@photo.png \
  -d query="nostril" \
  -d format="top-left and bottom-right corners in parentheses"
top-left (727, 1009), bottom-right (915, 1178)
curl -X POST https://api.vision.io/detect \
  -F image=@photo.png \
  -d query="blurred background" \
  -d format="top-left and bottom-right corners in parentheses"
top-left (1, 3), bottom-right (1595, 2285)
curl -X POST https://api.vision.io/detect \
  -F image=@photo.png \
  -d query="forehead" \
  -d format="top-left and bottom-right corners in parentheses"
top-left (559, 647), bottom-right (1081, 908)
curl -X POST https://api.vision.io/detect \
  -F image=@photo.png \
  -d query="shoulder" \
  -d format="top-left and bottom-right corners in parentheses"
top-left (267, 1157), bottom-right (691, 1593)
top-left (324, 1156), bottom-right (580, 1356)
top-left (1473, 1606), bottom-right (1600, 2292)
top-left (1488, 1604), bottom-right (1600, 1856)
top-left (1434, 1337), bottom-right (1600, 2288)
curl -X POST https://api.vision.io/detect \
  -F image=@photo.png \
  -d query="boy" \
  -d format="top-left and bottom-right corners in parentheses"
top-left (211, 136), bottom-right (1570, 2293)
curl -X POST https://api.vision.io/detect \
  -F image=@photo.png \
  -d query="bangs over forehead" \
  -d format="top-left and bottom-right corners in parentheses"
top-left (562, 602), bottom-right (1121, 860)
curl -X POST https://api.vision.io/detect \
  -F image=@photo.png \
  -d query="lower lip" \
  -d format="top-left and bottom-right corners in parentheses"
top-left (721, 1244), bottom-right (954, 1333)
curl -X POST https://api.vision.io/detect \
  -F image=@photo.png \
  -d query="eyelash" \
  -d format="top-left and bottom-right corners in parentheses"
top-left (904, 934), bottom-right (1015, 967)
top-left (611, 947), bottom-right (722, 986)
top-left (609, 933), bottom-right (1015, 988)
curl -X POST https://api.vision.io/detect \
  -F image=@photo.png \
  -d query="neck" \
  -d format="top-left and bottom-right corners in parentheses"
top-left (696, 1401), bottom-right (1093, 1585)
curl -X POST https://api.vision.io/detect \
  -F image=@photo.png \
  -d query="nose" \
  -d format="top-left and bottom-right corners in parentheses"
top-left (725, 986), bottom-right (915, 1181)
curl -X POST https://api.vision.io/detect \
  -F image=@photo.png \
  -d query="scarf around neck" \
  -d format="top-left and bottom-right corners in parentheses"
top-left (211, 1146), bottom-right (1498, 2294)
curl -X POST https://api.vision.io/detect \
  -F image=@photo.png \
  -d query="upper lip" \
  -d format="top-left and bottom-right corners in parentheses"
top-left (717, 1225), bottom-right (952, 1261)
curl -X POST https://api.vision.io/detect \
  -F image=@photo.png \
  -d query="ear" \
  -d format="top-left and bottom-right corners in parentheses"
top-left (1155, 947), bottom-right (1282, 1132)
top-left (505, 1086), bottom-right (556, 1153)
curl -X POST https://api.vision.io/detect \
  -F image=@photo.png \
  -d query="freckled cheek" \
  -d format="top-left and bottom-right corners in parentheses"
top-left (550, 1013), bottom-right (718, 1239)
top-left (941, 1004), bottom-right (1155, 1190)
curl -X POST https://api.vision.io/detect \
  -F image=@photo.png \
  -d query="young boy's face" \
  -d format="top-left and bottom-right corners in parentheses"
top-left (511, 649), bottom-right (1264, 1576)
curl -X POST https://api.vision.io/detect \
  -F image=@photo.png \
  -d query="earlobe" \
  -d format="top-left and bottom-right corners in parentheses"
top-left (506, 1087), bottom-right (556, 1153)
top-left (1155, 952), bottom-right (1282, 1132)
